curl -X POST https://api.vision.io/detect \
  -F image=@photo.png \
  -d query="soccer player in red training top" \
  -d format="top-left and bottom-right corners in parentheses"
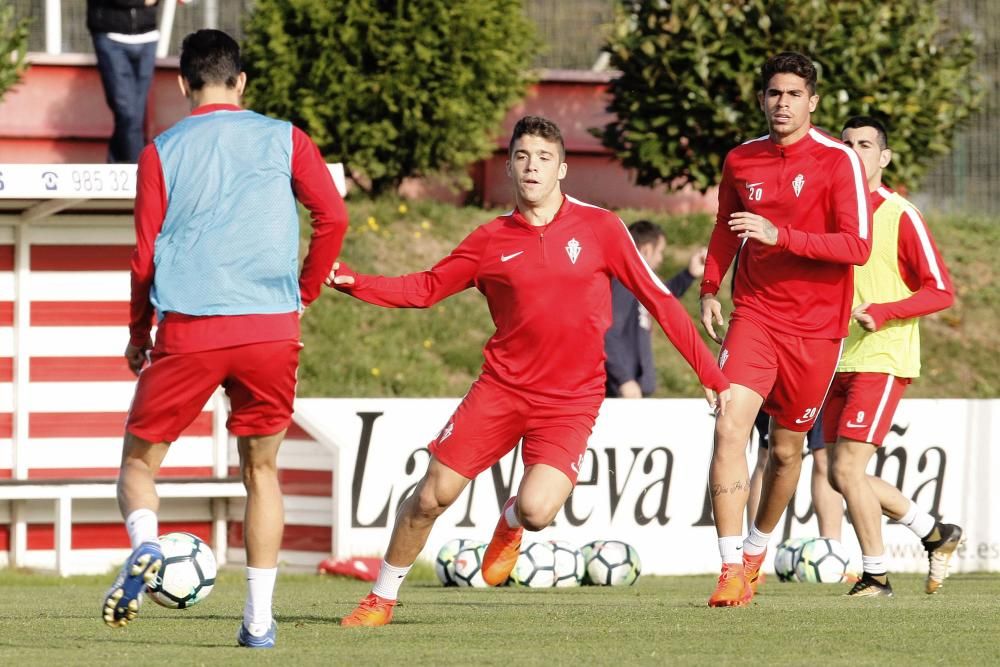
top-left (332, 115), bottom-right (731, 627)
top-left (698, 52), bottom-right (872, 607)
top-left (101, 30), bottom-right (348, 649)
top-left (826, 116), bottom-right (960, 597)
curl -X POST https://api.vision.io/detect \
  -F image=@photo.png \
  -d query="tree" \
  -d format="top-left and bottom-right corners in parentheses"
top-left (599, 1), bottom-right (980, 192)
top-left (0, 4), bottom-right (29, 101)
top-left (243, 0), bottom-right (536, 196)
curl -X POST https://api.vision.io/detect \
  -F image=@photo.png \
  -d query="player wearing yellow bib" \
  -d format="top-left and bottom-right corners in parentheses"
top-left (824, 116), bottom-right (961, 597)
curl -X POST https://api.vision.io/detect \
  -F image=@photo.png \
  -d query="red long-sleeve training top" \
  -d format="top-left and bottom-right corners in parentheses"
top-left (129, 103), bottom-right (348, 353)
top-left (701, 127), bottom-right (873, 339)
top-left (864, 185), bottom-right (954, 329)
top-left (336, 195), bottom-right (729, 405)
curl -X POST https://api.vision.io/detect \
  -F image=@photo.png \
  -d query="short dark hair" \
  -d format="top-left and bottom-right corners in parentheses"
top-left (180, 29), bottom-right (241, 91)
top-left (628, 220), bottom-right (664, 247)
top-left (842, 115), bottom-right (889, 149)
top-left (508, 115), bottom-right (565, 161)
top-left (761, 51), bottom-right (817, 95)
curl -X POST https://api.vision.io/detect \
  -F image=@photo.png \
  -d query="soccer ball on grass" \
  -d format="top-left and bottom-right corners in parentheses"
top-left (435, 538), bottom-right (483, 586)
top-left (584, 540), bottom-right (641, 586)
top-left (452, 543), bottom-right (489, 588)
top-left (548, 540), bottom-right (585, 587)
top-left (774, 537), bottom-right (809, 582)
top-left (146, 532), bottom-right (217, 609)
top-left (795, 537), bottom-right (851, 583)
top-left (510, 541), bottom-right (557, 588)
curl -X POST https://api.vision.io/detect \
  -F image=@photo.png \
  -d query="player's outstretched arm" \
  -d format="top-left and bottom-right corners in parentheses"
top-left (603, 219), bottom-right (729, 396)
top-left (325, 226), bottom-right (489, 309)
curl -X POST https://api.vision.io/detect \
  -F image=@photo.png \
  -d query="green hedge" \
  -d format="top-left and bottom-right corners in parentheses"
top-left (0, 5), bottom-right (29, 101)
top-left (599, 0), bottom-right (980, 193)
top-left (243, 0), bottom-right (536, 196)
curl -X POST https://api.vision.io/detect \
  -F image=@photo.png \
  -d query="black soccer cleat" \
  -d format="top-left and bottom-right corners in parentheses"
top-left (846, 572), bottom-right (894, 598)
top-left (923, 522), bottom-right (964, 594)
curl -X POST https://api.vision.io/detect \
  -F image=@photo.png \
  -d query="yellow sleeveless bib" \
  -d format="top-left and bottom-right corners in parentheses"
top-left (837, 191), bottom-right (921, 377)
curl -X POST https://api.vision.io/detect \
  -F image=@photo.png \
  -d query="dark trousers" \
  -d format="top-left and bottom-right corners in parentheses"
top-left (91, 33), bottom-right (157, 163)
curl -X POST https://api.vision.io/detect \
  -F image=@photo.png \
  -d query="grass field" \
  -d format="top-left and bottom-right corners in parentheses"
top-left (298, 196), bottom-right (1000, 400)
top-left (2, 568), bottom-right (997, 665)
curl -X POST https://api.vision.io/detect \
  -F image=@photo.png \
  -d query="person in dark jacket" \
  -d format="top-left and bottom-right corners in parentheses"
top-left (87, 0), bottom-right (160, 162)
top-left (605, 220), bottom-right (707, 397)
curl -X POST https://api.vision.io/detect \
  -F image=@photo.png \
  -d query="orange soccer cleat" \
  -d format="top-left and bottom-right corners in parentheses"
top-left (743, 549), bottom-right (767, 598)
top-left (340, 592), bottom-right (397, 627)
top-left (708, 563), bottom-right (751, 607)
top-left (481, 497), bottom-right (523, 586)
top-left (750, 570), bottom-right (767, 595)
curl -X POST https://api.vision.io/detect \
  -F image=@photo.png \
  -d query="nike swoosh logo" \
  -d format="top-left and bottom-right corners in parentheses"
top-left (846, 421), bottom-right (867, 428)
top-left (501, 251), bottom-right (524, 262)
top-left (795, 418), bottom-right (811, 424)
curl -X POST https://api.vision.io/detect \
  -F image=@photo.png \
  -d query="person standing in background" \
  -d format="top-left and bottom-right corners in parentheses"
top-left (605, 219), bottom-right (707, 398)
top-left (87, 0), bottom-right (160, 163)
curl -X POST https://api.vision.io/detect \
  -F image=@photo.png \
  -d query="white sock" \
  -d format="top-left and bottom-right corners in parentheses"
top-left (503, 501), bottom-right (521, 529)
top-left (862, 553), bottom-right (888, 576)
top-left (719, 536), bottom-right (744, 565)
top-left (244, 566), bottom-right (277, 636)
top-left (900, 500), bottom-right (936, 539)
top-left (371, 561), bottom-right (412, 601)
top-left (743, 525), bottom-right (771, 556)
top-left (124, 508), bottom-right (158, 549)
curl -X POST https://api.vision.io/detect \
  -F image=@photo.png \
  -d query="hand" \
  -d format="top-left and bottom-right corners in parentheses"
top-left (325, 261), bottom-right (355, 287)
top-left (687, 247), bottom-right (707, 278)
top-left (728, 212), bottom-right (779, 246)
top-left (124, 342), bottom-right (151, 377)
top-left (700, 294), bottom-right (726, 344)
top-left (852, 302), bottom-right (878, 332)
top-left (704, 387), bottom-right (731, 416)
top-left (618, 380), bottom-right (642, 399)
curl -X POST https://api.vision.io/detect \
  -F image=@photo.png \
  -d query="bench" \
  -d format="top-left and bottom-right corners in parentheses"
top-left (0, 477), bottom-right (246, 576)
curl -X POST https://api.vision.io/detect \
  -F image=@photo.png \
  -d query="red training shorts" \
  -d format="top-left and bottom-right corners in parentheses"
top-left (719, 316), bottom-right (842, 432)
top-left (127, 339), bottom-right (301, 442)
top-left (428, 376), bottom-right (599, 485)
top-left (823, 372), bottom-right (911, 446)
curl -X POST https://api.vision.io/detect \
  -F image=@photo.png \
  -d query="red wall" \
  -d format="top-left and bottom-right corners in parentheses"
top-left (0, 54), bottom-right (188, 164)
top-left (0, 57), bottom-right (712, 213)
